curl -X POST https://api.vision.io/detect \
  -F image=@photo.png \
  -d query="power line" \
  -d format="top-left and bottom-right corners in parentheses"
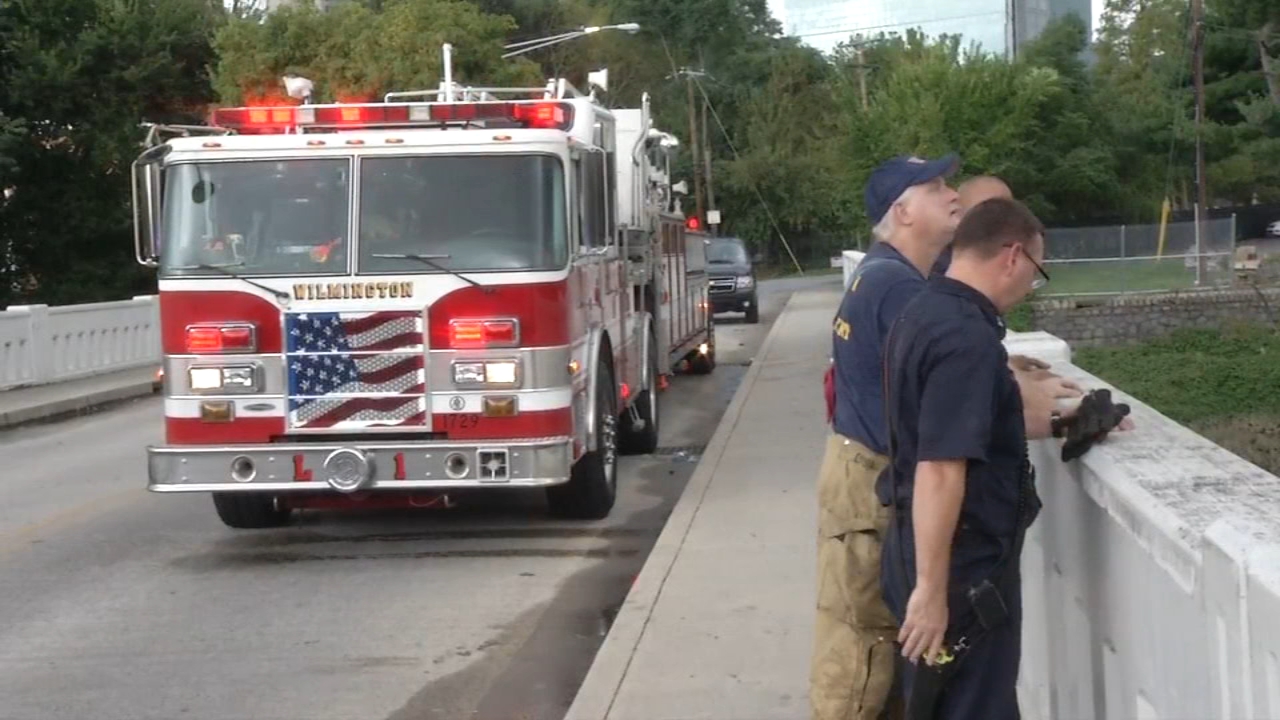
top-left (657, 34), bottom-right (805, 275)
top-left (792, 10), bottom-right (1008, 40)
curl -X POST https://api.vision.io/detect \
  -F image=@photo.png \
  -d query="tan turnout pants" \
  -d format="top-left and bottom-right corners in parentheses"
top-left (810, 433), bottom-right (901, 720)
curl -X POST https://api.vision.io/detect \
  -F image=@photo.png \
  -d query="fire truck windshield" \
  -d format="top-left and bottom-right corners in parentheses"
top-left (159, 158), bottom-right (351, 277)
top-left (357, 154), bottom-right (567, 274)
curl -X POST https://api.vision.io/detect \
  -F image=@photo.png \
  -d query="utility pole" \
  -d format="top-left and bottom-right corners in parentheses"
top-left (855, 47), bottom-right (869, 110)
top-left (1192, 0), bottom-right (1208, 284)
top-left (702, 97), bottom-right (718, 235)
top-left (684, 71), bottom-right (705, 225)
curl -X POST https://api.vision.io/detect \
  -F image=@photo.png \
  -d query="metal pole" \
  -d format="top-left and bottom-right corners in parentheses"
top-left (702, 98), bottom-right (717, 235)
top-left (1120, 224), bottom-right (1127, 293)
top-left (442, 43), bottom-right (454, 102)
top-left (1194, 204), bottom-right (1203, 286)
top-left (1192, 0), bottom-right (1208, 285)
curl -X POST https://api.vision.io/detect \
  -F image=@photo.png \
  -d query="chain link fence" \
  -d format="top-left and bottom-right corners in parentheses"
top-left (1040, 216), bottom-right (1238, 297)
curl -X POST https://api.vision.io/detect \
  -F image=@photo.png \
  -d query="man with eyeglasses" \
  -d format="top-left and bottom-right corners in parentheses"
top-left (876, 198), bottom-right (1071, 719)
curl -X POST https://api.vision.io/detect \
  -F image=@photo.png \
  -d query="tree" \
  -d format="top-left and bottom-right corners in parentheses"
top-left (1092, 0), bottom-right (1198, 216)
top-left (1210, 0), bottom-right (1280, 105)
top-left (0, 0), bottom-right (222, 306)
top-left (716, 45), bottom-right (848, 258)
top-left (211, 0), bottom-right (543, 105)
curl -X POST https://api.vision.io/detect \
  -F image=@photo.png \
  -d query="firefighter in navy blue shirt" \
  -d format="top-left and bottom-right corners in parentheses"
top-left (811, 153), bottom-right (961, 720)
top-left (878, 198), bottom-right (1129, 719)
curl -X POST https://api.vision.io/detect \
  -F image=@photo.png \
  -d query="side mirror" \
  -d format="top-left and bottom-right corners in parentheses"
top-left (752, 252), bottom-right (764, 264)
top-left (131, 144), bottom-right (169, 268)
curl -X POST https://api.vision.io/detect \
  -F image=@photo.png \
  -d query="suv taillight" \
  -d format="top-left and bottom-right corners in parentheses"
top-left (448, 319), bottom-right (519, 349)
top-left (185, 324), bottom-right (257, 353)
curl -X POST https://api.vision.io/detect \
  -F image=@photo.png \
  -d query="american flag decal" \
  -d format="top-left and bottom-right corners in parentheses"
top-left (285, 310), bottom-right (427, 429)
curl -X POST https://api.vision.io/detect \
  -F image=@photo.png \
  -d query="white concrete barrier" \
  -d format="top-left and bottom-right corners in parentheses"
top-left (841, 249), bottom-right (866, 290)
top-left (1006, 331), bottom-right (1280, 720)
top-left (0, 296), bottom-right (160, 390)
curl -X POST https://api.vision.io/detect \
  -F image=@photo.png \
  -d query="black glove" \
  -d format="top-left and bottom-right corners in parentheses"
top-left (1056, 388), bottom-right (1131, 462)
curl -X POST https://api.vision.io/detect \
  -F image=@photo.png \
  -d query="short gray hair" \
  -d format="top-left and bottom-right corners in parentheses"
top-left (871, 184), bottom-right (919, 242)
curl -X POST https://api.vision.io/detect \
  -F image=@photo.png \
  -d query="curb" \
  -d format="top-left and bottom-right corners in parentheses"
top-left (0, 381), bottom-right (159, 431)
top-left (564, 289), bottom-right (806, 720)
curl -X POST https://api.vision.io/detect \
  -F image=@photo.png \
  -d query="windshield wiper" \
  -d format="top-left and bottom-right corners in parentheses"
top-left (372, 253), bottom-right (487, 291)
top-left (173, 262), bottom-right (291, 303)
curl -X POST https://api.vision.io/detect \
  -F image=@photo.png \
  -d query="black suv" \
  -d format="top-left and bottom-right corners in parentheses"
top-left (705, 236), bottom-right (759, 324)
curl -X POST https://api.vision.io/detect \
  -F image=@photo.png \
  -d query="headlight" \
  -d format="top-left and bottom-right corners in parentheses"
top-left (189, 366), bottom-right (258, 393)
top-left (453, 360), bottom-right (519, 386)
top-left (736, 275), bottom-right (754, 289)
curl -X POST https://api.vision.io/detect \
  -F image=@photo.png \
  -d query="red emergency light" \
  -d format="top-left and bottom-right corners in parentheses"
top-left (448, 318), bottom-right (519, 349)
top-left (209, 100), bottom-right (575, 134)
top-left (185, 323), bottom-right (257, 353)
top-left (686, 216), bottom-right (702, 231)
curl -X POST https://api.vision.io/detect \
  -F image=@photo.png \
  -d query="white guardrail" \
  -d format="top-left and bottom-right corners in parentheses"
top-left (0, 296), bottom-right (160, 390)
top-left (841, 249), bottom-right (866, 291)
top-left (1008, 332), bottom-right (1280, 719)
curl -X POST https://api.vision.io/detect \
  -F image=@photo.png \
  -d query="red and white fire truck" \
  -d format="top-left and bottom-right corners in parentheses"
top-left (132, 56), bottom-right (716, 528)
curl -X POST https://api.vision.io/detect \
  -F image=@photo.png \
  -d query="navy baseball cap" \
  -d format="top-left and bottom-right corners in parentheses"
top-left (864, 153), bottom-right (960, 226)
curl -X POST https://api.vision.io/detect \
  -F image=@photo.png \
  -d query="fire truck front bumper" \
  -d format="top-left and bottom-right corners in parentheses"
top-left (146, 437), bottom-right (573, 494)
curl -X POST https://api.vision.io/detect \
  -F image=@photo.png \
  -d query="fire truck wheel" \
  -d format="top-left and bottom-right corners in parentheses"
top-left (212, 493), bottom-right (293, 529)
top-left (620, 333), bottom-right (660, 455)
top-left (547, 357), bottom-right (618, 520)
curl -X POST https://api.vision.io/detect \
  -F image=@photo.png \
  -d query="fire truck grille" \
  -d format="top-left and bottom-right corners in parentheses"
top-left (283, 310), bottom-right (429, 430)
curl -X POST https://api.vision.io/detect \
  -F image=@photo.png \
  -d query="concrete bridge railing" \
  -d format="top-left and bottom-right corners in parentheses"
top-left (1008, 331), bottom-right (1280, 720)
top-left (0, 296), bottom-right (160, 390)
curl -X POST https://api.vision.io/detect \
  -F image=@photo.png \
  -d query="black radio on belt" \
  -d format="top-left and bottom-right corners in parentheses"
top-left (966, 579), bottom-right (1010, 631)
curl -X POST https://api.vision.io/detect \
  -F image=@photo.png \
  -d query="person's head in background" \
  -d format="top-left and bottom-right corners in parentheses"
top-left (958, 175), bottom-right (1012, 211)
top-left (945, 196), bottom-right (1050, 313)
top-left (930, 175), bottom-right (1014, 277)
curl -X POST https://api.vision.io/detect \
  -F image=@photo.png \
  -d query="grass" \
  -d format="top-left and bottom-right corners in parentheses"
top-left (1040, 256), bottom-right (1219, 296)
top-left (1073, 324), bottom-right (1280, 423)
top-left (1073, 324), bottom-right (1280, 475)
top-left (1003, 255), bottom-right (1237, 332)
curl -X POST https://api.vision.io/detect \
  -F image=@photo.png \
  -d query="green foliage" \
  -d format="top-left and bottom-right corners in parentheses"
top-left (0, 0), bottom-right (222, 306)
top-left (2, 0), bottom-right (1278, 308)
top-left (212, 0), bottom-right (542, 104)
top-left (1074, 324), bottom-right (1280, 423)
top-left (1004, 302), bottom-right (1034, 332)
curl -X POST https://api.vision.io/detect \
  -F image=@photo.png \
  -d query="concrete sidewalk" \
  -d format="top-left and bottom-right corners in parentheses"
top-left (567, 287), bottom-right (839, 720)
top-left (0, 366), bottom-right (159, 430)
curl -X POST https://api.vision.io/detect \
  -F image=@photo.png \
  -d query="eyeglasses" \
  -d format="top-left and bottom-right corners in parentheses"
top-left (1014, 244), bottom-right (1051, 290)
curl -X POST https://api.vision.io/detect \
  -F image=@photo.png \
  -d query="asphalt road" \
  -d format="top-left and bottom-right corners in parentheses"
top-left (0, 275), bottom-right (839, 720)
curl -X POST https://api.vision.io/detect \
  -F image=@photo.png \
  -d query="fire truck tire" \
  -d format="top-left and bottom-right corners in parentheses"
top-left (212, 493), bottom-right (292, 529)
top-left (547, 356), bottom-right (618, 520)
top-left (620, 333), bottom-right (660, 456)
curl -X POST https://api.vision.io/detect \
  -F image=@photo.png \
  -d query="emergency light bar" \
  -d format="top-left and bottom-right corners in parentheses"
top-left (209, 100), bottom-right (574, 134)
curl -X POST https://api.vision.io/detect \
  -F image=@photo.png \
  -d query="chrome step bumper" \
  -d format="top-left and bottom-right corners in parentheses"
top-left (147, 437), bottom-right (573, 493)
